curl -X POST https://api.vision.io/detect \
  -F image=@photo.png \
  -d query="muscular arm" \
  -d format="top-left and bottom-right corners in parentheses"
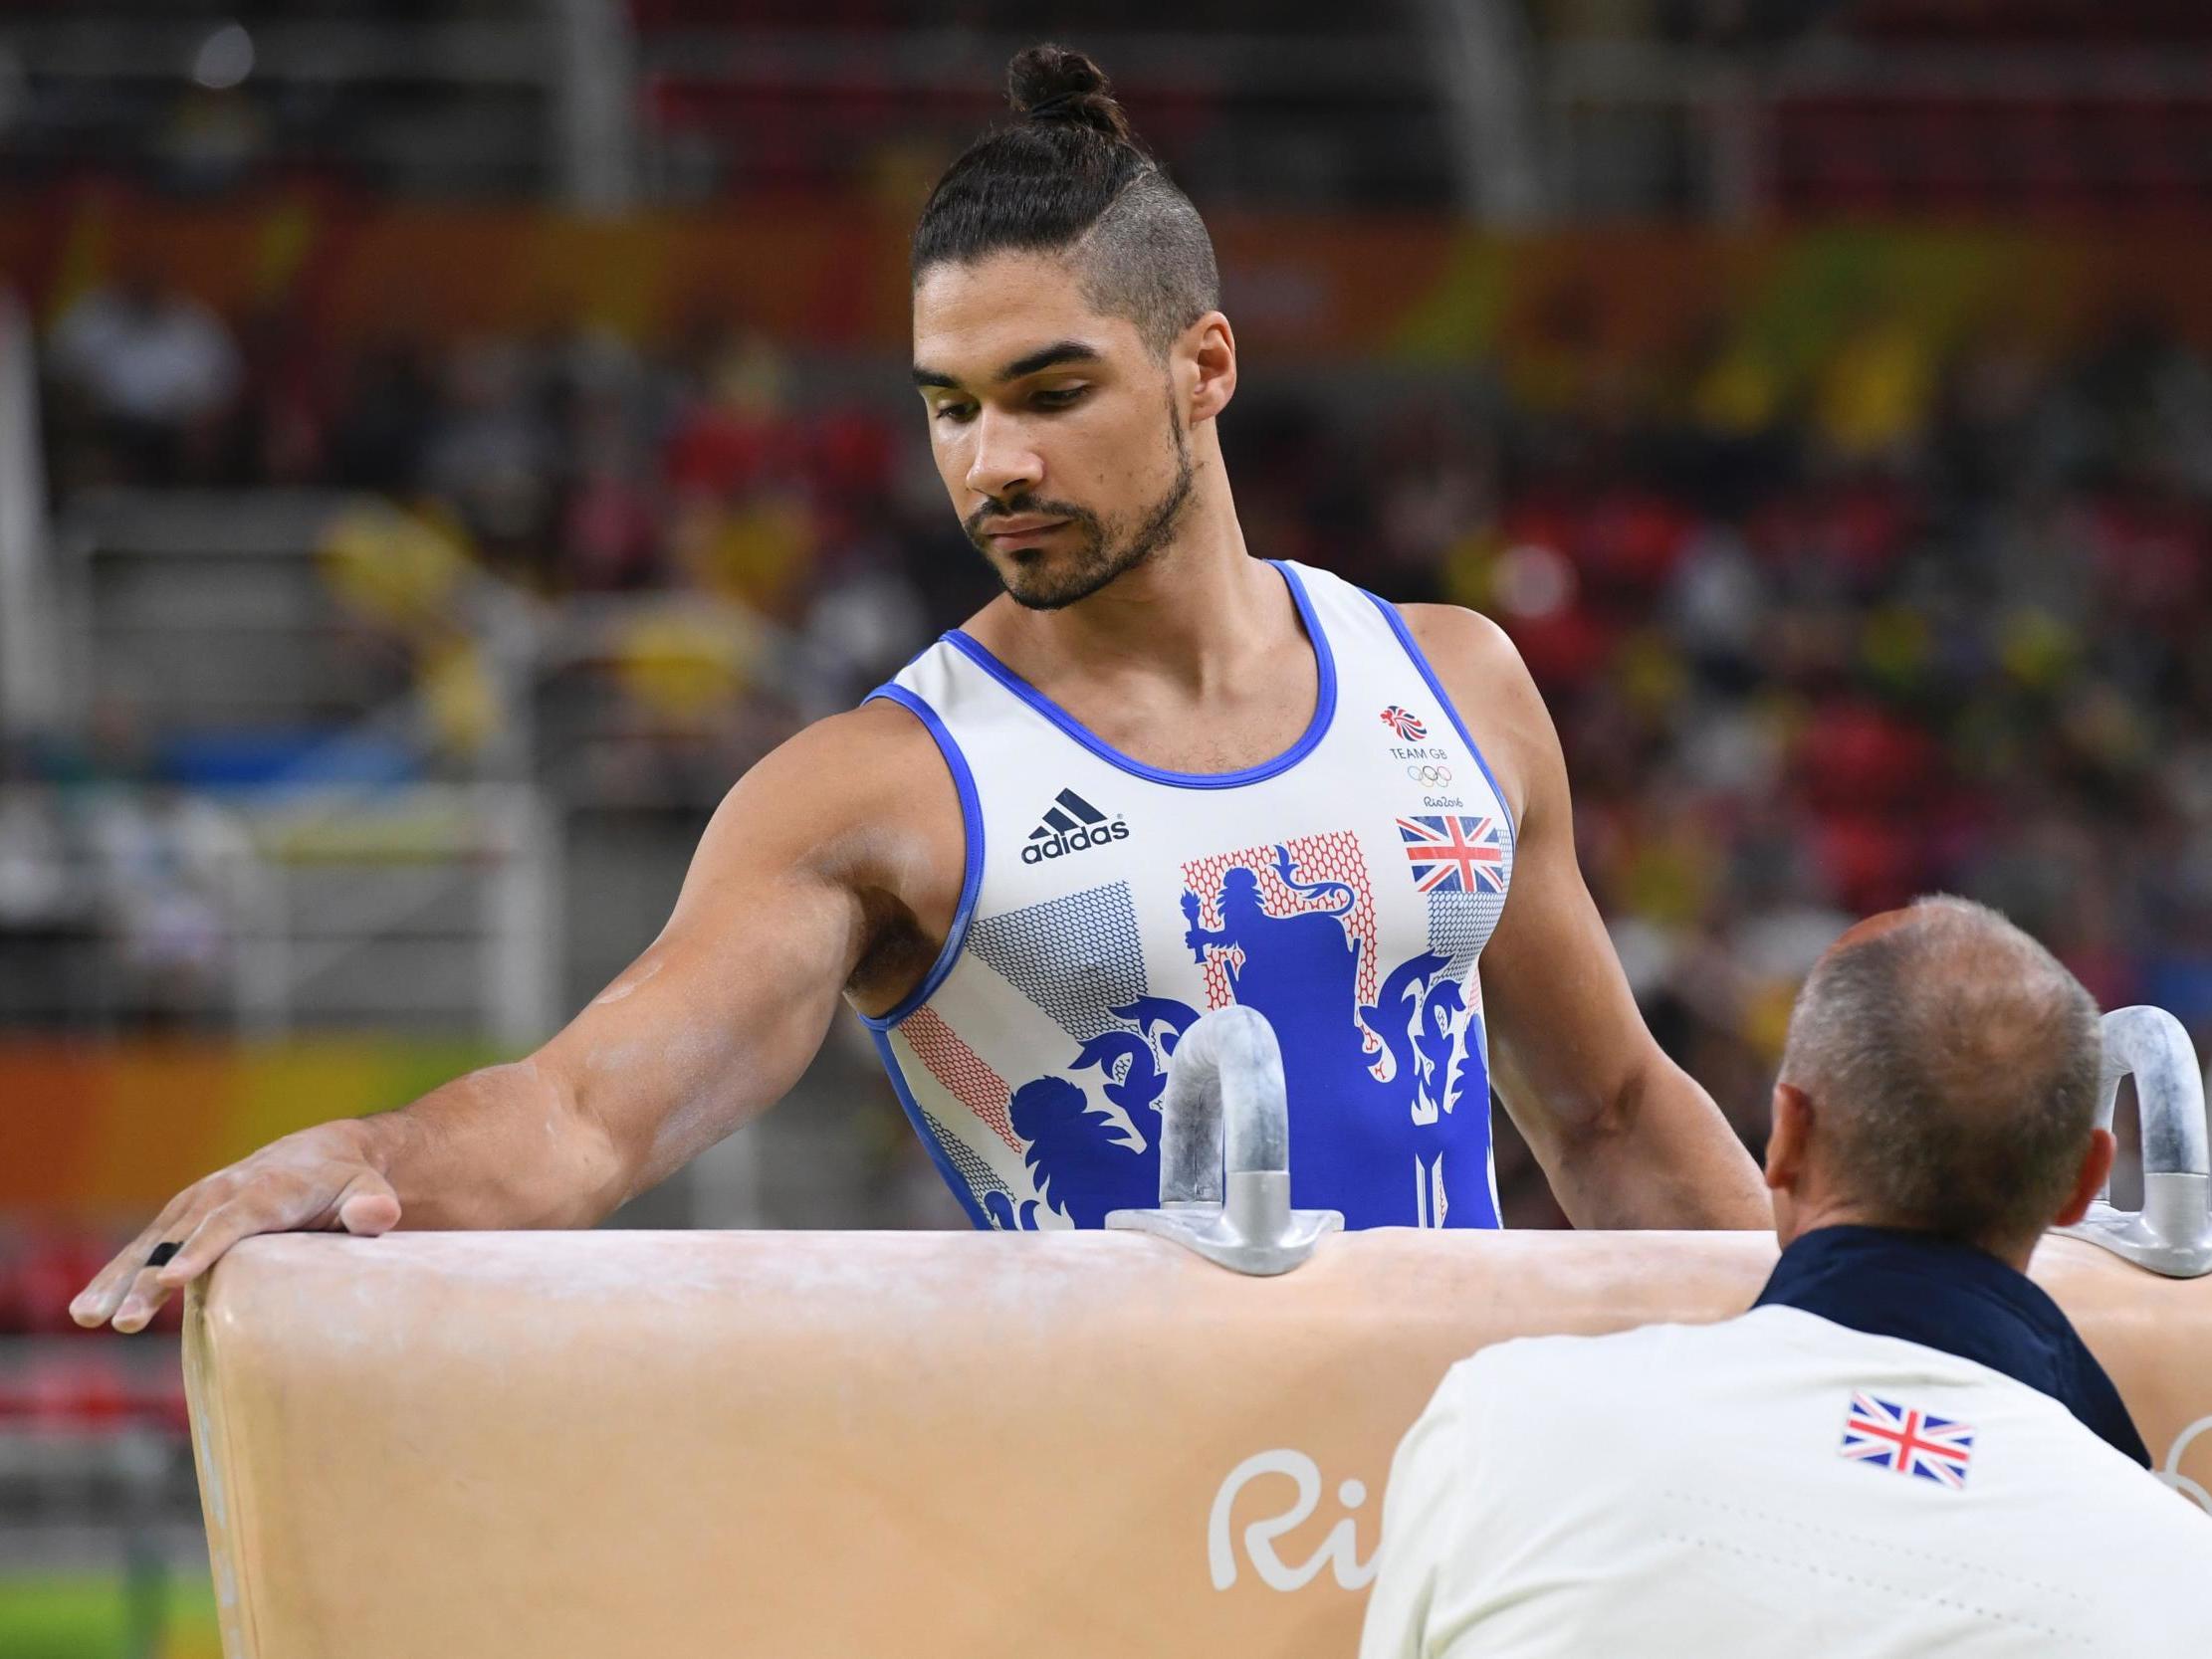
top-left (372, 771), bottom-right (859, 1229)
top-left (389, 699), bottom-right (956, 1227)
top-left (1406, 606), bottom-right (1767, 1228)
top-left (75, 702), bottom-right (956, 1330)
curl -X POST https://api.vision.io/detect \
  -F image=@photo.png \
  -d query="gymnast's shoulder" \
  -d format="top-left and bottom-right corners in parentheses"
top-left (693, 697), bottom-right (964, 898)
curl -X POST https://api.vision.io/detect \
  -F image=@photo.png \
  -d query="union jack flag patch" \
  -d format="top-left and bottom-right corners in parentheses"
top-left (1396, 815), bottom-right (1507, 895)
top-left (1840, 1391), bottom-right (1975, 1489)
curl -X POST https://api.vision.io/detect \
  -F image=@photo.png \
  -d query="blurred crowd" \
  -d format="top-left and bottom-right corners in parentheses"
top-left (44, 266), bottom-right (986, 736)
top-left (32, 268), bottom-right (2212, 1173)
top-left (1431, 297), bottom-right (2212, 1184)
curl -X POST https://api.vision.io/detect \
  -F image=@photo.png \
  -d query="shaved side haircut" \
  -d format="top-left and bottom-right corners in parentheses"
top-left (1778, 895), bottom-right (2103, 1255)
top-left (911, 43), bottom-right (1220, 360)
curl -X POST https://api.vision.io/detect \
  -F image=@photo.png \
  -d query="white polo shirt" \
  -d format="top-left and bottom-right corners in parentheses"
top-left (1362, 1306), bottom-right (2212, 1657)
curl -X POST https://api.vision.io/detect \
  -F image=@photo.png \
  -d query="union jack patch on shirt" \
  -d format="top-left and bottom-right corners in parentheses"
top-left (1840, 1391), bottom-right (1975, 1489)
top-left (1396, 814), bottom-right (1507, 895)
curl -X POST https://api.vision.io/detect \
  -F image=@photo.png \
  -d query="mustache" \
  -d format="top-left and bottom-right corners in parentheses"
top-left (965, 498), bottom-right (1096, 540)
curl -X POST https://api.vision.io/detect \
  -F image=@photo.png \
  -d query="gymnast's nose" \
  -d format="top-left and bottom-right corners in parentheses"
top-left (965, 408), bottom-right (1042, 504)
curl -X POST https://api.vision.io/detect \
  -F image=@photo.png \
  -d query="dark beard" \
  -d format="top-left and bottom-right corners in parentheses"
top-left (965, 415), bottom-right (1197, 613)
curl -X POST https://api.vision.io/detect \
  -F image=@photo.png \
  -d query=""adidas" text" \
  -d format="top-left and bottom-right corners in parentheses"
top-left (1022, 788), bottom-right (1132, 864)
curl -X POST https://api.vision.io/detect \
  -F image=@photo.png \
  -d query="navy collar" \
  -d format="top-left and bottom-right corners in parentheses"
top-left (1753, 1224), bottom-right (2148, 1466)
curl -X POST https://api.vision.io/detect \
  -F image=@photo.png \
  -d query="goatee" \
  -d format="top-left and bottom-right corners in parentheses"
top-left (968, 421), bottom-right (1197, 612)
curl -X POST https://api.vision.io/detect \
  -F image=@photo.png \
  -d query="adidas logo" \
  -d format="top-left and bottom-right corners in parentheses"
top-left (1021, 787), bottom-right (1131, 865)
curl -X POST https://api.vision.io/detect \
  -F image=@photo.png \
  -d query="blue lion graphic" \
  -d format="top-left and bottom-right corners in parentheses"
top-left (984, 846), bottom-right (1490, 1230)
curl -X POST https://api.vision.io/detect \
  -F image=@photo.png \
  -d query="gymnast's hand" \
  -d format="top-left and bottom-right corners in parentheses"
top-left (69, 1119), bottom-right (401, 1335)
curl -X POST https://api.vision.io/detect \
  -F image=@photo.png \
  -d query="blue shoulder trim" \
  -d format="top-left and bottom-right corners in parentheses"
top-left (867, 1027), bottom-right (997, 1230)
top-left (859, 684), bottom-right (985, 1030)
top-left (940, 559), bottom-right (1338, 790)
top-left (1361, 590), bottom-right (1520, 856)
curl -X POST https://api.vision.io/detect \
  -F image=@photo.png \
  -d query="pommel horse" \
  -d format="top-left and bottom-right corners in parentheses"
top-left (182, 1006), bottom-right (2212, 1656)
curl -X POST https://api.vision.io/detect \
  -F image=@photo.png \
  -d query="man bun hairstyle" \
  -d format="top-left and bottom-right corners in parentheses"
top-left (1007, 43), bottom-right (1134, 141)
top-left (912, 45), bottom-right (1220, 361)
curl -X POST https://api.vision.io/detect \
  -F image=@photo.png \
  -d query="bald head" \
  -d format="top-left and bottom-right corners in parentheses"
top-left (1776, 896), bottom-right (2104, 1258)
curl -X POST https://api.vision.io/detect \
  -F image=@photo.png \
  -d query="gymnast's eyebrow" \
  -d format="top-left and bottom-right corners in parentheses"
top-left (911, 339), bottom-right (1104, 391)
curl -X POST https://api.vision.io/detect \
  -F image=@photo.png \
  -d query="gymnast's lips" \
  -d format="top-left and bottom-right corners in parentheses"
top-left (983, 518), bottom-right (1069, 544)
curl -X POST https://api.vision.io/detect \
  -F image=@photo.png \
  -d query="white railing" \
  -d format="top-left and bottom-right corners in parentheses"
top-left (0, 781), bottom-right (558, 1043)
top-left (30, 482), bottom-right (819, 1041)
top-left (0, 292), bottom-right (62, 733)
top-left (235, 781), bottom-right (560, 1044)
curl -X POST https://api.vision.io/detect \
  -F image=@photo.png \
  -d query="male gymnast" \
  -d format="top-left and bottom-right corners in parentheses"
top-left (77, 45), bottom-right (1764, 1334)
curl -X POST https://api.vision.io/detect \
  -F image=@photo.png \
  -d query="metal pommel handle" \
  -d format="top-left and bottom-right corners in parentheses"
top-left (2057, 1004), bottom-right (2212, 1278)
top-left (1107, 1006), bottom-right (1343, 1275)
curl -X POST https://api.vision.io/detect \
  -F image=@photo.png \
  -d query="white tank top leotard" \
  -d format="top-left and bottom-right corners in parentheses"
top-left (862, 558), bottom-right (1517, 1230)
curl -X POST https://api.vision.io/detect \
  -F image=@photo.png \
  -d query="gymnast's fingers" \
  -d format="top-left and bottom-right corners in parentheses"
top-left (73, 1126), bottom-right (404, 1335)
top-left (70, 1187), bottom-right (202, 1329)
top-left (94, 1176), bottom-right (249, 1335)
top-left (155, 1167), bottom-right (401, 1301)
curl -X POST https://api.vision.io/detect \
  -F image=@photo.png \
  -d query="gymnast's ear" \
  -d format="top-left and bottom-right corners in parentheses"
top-left (1179, 311), bottom-right (1236, 426)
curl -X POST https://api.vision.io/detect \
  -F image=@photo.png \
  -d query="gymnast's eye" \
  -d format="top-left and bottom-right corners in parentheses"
top-left (933, 402), bottom-right (977, 425)
top-left (1033, 385), bottom-right (1089, 410)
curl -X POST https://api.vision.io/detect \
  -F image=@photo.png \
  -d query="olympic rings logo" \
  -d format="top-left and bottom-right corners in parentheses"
top-left (1406, 764), bottom-right (1453, 785)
